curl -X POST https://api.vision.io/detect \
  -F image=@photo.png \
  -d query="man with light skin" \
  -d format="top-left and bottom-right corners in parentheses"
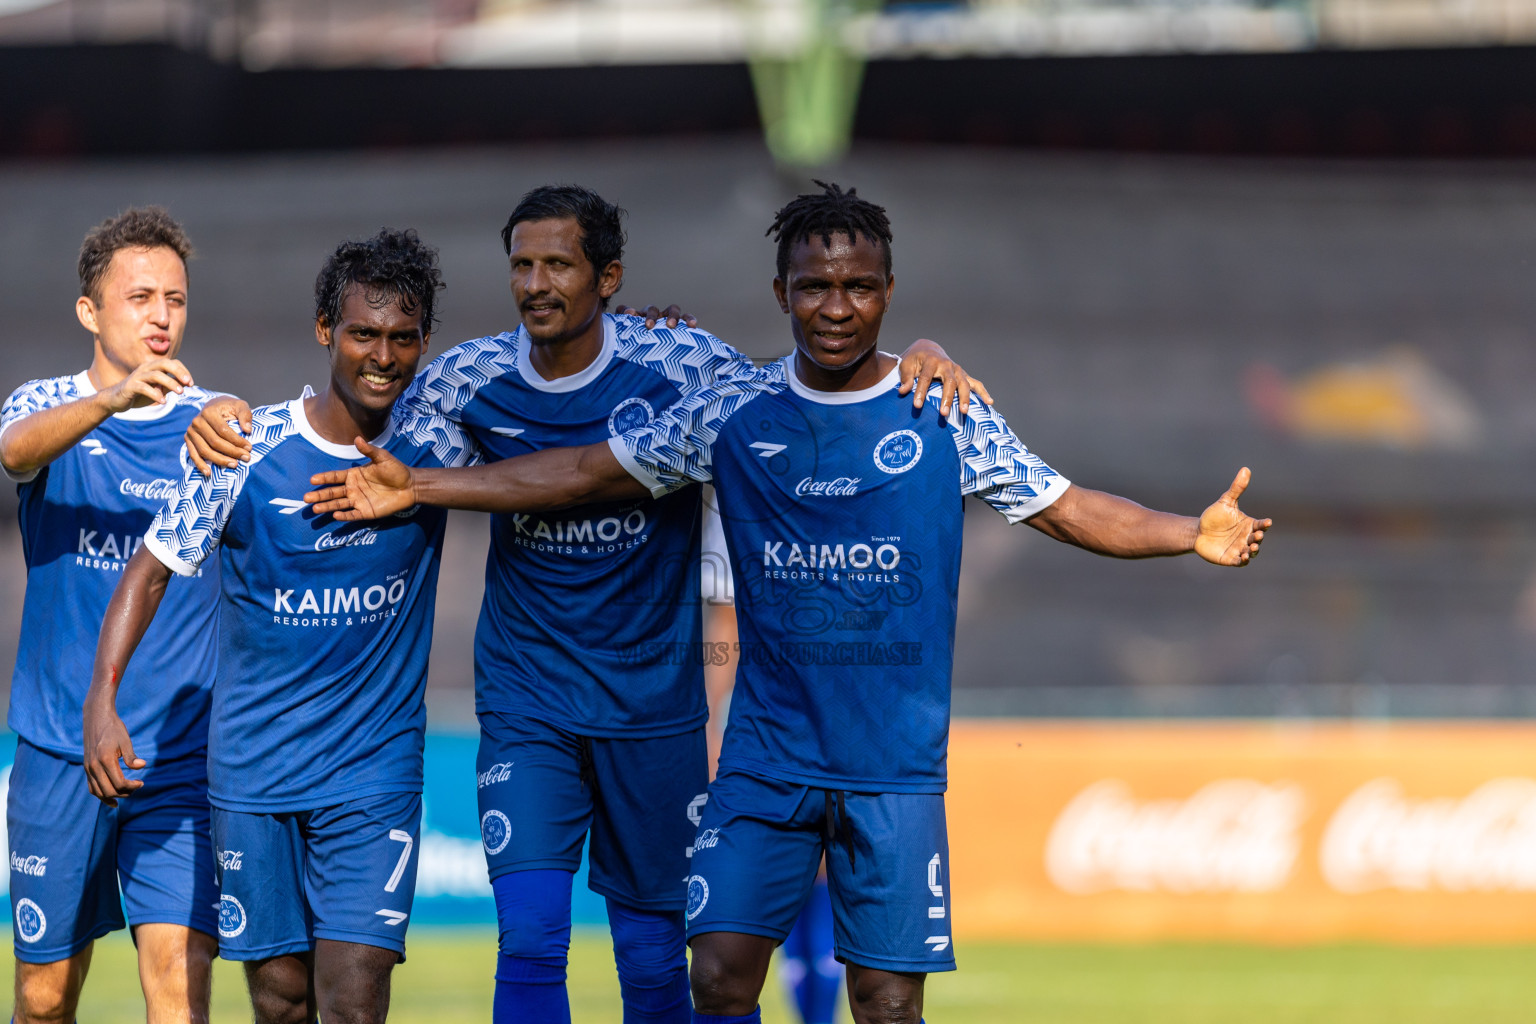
top-left (184, 185), bottom-right (983, 1024)
top-left (0, 208), bottom-right (221, 1024)
top-left (301, 181), bottom-right (1272, 1024)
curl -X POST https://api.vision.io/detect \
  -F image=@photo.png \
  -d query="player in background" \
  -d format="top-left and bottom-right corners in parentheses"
top-left (0, 208), bottom-right (220, 1024)
top-left (82, 229), bottom-right (477, 1024)
top-left (701, 498), bottom-right (840, 1024)
top-left (302, 181), bottom-right (1272, 1024)
top-left (183, 185), bottom-right (985, 1024)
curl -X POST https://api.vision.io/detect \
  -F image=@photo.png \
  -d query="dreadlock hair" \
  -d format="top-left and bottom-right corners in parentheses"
top-left (78, 206), bottom-right (194, 304)
top-left (500, 184), bottom-right (626, 305)
top-left (766, 181), bottom-right (893, 280)
top-left (314, 228), bottom-right (444, 336)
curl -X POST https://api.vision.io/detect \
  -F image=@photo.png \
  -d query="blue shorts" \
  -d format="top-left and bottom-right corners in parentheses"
top-left (210, 792), bottom-right (421, 960)
top-left (6, 738), bottom-right (218, 963)
top-left (476, 711), bottom-right (708, 910)
top-left (685, 770), bottom-right (955, 974)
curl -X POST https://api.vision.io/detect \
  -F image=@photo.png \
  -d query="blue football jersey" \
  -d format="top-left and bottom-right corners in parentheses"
top-left (143, 392), bottom-right (476, 812)
top-left (404, 314), bottom-right (754, 737)
top-left (1, 372), bottom-right (222, 762)
top-left (608, 354), bottom-right (1070, 793)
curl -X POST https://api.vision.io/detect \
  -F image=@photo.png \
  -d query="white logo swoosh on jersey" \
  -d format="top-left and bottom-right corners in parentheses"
top-left (490, 427), bottom-right (525, 438)
top-left (268, 498), bottom-right (307, 515)
top-left (81, 438), bottom-right (107, 455)
top-left (748, 442), bottom-right (786, 458)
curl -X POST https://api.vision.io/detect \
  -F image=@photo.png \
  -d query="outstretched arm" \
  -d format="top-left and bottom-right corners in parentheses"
top-left (1027, 468), bottom-right (1270, 565)
top-left (1, 358), bottom-right (193, 477)
top-left (305, 437), bottom-right (649, 520)
top-left (83, 547), bottom-right (174, 805)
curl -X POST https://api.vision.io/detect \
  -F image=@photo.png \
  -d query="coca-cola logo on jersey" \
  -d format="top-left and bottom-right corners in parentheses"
top-left (794, 477), bottom-right (861, 497)
top-left (477, 762), bottom-right (514, 789)
top-left (314, 527), bottom-right (380, 552)
top-left (1045, 779), bottom-right (1308, 894)
top-left (9, 853), bottom-right (47, 877)
top-left (1321, 777), bottom-right (1536, 893)
top-left (119, 477), bottom-right (180, 501)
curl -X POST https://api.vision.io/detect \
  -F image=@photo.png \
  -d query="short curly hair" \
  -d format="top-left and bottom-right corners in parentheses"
top-left (313, 228), bottom-right (444, 335)
top-left (78, 206), bottom-right (194, 304)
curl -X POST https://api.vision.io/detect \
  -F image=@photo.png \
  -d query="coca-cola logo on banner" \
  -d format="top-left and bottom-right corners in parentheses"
top-left (1045, 778), bottom-right (1308, 894)
top-left (1321, 777), bottom-right (1536, 893)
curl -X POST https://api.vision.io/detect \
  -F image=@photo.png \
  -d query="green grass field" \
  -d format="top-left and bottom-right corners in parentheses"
top-left (26, 930), bottom-right (1536, 1022)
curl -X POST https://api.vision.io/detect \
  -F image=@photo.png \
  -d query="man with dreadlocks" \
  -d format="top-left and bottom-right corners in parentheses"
top-left (182, 183), bottom-right (983, 1024)
top-left (83, 229), bottom-right (478, 1024)
top-left (303, 181), bottom-right (1272, 1024)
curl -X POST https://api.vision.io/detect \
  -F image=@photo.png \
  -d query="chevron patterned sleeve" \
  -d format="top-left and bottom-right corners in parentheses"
top-left (143, 459), bottom-right (249, 577)
top-left (0, 376), bottom-right (79, 482)
top-left (401, 335), bottom-right (518, 423)
top-left (610, 316), bottom-right (758, 391)
top-left (144, 407), bottom-right (295, 576)
top-left (1, 376), bottom-right (76, 436)
top-left (395, 405), bottom-right (482, 469)
top-left (950, 397), bottom-right (1071, 524)
top-left (608, 373), bottom-right (773, 498)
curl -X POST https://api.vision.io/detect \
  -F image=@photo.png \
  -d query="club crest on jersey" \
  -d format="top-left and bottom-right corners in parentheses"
top-left (607, 397), bottom-right (655, 436)
top-left (217, 894), bottom-right (247, 938)
top-left (14, 899), bottom-right (45, 943)
top-left (481, 809), bottom-right (512, 855)
top-left (686, 875), bottom-right (710, 921)
top-left (873, 429), bottom-right (923, 474)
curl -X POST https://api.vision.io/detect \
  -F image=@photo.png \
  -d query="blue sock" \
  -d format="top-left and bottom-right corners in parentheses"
top-left (492, 869), bottom-right (575, 1024)
top-left (607, 897), bottom-right (691, 1024)
top-left (692, 1011), bottom-right (761, 1024)
top-left (783, 878), bottom-right (839, 1024)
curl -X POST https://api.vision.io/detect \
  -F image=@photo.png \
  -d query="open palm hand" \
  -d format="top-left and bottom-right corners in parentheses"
top-left (1194, 467), bottom-right (1272, 567)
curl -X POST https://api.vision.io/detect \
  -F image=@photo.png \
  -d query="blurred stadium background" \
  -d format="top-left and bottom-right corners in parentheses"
top-left (6, 0), bottom-right (1536, 1019)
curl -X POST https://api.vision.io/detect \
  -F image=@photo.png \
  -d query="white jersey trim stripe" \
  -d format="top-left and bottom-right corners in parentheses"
top-left (290, 395), bottom-right (396, 459)
top-left (0, 418), bottom-right (39, 483)
top-left (783, 352), bottom-right (902, 405)
top-left (998, 477), bottom-right (1071, 524)
top-left (607, 434), bottom-right (668, 499)
top-left (515, 317), bottom-right (617, 393)
top-left (71, 370), bottom-right (188, 423)
top-left (143, 532), bottom-right (200, 578)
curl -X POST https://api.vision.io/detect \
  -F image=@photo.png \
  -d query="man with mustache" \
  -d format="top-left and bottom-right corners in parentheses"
top-left (302, 181), bottom-right (1271, 1024)
top-left (186, 185), bottom-right (982, 1024)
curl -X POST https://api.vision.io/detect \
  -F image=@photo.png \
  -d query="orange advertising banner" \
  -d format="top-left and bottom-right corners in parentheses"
top-left (946, 720), bottom-right (1536, 943)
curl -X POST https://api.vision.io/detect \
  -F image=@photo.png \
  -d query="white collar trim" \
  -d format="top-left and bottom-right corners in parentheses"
top-left (289, 386), bottom-right (395, 458)
top-left (73, 370), bottom-right (184, 422)
top-left (515, 317), bottom-right (617, 394)
top-left (784, 351), bottom-right (901, 405)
